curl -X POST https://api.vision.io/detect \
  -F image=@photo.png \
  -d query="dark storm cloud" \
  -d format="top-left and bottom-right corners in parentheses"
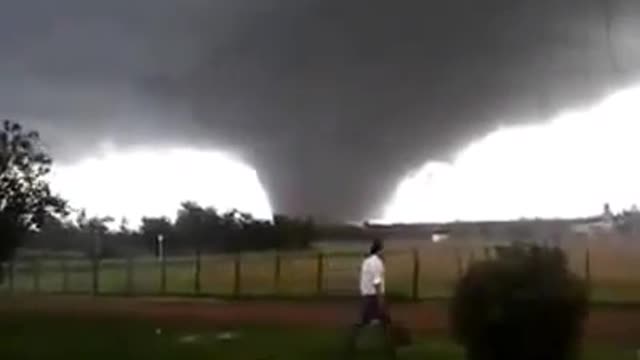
top-left (1, 0), bottom-right (640, 220)
top-left (0, 0), bottom-right (269, 156)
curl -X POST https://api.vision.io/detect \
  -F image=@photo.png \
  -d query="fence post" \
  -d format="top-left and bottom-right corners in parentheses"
top-left (454, 247), bottom-right (463, 278)
top-left (233, 253), bottom-right (242, 298)
top-left (33, 258), bottom-right (40, 293)
top-left (92, 257), bottom-right (99, 296)
top-left (126, 255), bottom-right (134, 296)
top-left (160, 254), bottom-right (167, 295)
top-left (61, 257), bottom-right (69, 294)
top-left (194, 250), bottom-right (202, 294)
top-left (274, 253), bottom-right (281, 295)
top-left (8, 260), bottom-right (14, 293)
top-left (412, 249), bottom-right (420, 301)
top-left (92, 235), bottom-right (100, 296)
top-left (585, 248), bottom-right (592, 290)
top-left (316, 252), bottom-right (324, 295)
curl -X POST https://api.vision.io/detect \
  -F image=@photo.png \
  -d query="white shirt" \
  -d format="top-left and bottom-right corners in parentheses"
top-left (359, 254), bottom-right (385, 296)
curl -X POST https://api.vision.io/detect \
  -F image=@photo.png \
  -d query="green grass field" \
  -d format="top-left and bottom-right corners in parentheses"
top-left (1, 312), bottom-right (636, 360)
top-left (2, 242), bottom-right (640, 303)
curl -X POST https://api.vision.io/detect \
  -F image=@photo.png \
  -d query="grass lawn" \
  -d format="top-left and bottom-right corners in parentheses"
top-left (0, 312), bottom-right (636, 359)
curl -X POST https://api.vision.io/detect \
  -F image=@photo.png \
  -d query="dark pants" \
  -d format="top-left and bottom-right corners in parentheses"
top-left (344, 295), bottom-right (396, 359)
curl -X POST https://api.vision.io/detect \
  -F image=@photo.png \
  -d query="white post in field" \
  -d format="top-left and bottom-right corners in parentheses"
top-left (157, 234), bottom-right (165, 262)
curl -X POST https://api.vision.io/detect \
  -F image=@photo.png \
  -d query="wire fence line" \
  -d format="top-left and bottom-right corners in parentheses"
top-left (1, 243), bottom-right (640, 303)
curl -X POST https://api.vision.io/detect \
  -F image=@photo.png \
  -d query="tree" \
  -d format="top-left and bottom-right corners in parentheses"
top-left (81, 216), bottom-right (114, 259)
top-left (174, 202), bottom-right (223, 253)
top-left (141, 216), bottom-right (174, 254)
top-left (0, 120), bottom-right (66, 271)
top-left (24, 214), bottom-right (75, 252)
top-left (450, 244), bottom-right (588, 360)
top-left (273, 215), bottom-right (316, 250)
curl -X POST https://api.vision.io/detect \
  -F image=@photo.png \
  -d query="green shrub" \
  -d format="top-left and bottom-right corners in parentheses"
top-left (451, 244), bottom-right (588, 360)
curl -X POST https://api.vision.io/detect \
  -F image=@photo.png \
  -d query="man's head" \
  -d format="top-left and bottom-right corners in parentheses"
top-left (369, 238), bottom-right (384, 255)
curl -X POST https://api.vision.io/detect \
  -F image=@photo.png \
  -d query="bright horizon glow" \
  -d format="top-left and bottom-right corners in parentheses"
top-left (382, 86), bottom-right (640, 224)
top-left (49, 147), bottom-right (273, 228)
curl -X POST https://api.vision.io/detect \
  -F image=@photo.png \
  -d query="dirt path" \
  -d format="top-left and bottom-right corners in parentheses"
top-left (1, 296), bottom-right (639, 345)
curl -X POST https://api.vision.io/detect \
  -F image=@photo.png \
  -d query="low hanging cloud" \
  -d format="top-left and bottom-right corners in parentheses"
top-left (382, 86), bottom-right (640, 223)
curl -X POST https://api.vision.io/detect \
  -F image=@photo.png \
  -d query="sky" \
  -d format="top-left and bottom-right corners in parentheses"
top-left (382, 85), bottom-right (640, 223)
top-left (2, 0), bottom-right (640, 222)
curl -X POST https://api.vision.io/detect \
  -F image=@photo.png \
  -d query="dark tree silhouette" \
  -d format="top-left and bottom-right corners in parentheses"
top-left (24, 201), bottom-right (317, 257)
top-left (0, 120), bottom-right (66, 280)
top-left (80, 215), bottom-right (114, 259)
top-left (273, 215), bottom-right (316, 250)
top-left (25, 214), bottom-right (77, 253)
top-left (141, 216), bottom-right (174, 254)
top-left (451, 244), bottom-right (588, 360)
top-left (174, 202), bottom-right (225, 253)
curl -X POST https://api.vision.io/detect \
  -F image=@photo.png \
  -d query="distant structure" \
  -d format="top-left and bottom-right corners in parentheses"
top-left (571, 203), bottom-right (616, 237)
top-left (431, 227), bottom-right (450, 243)
top-left (357, 203), bottom-right (639, 245)
top-left (603, 203), bottom-right (614, 223)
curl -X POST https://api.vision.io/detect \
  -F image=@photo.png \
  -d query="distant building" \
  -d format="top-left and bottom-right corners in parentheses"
top-left (571, 203), bottom-right (616, 237)
top-left (431, 227), bottom-right (450, 243)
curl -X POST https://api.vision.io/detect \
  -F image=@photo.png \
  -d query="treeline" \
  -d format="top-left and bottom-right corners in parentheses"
top-left (23, 202), bottom-right (316, 258)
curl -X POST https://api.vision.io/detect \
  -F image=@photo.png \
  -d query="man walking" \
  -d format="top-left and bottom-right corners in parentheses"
top-left (344, 238), bottom-right (396, 359)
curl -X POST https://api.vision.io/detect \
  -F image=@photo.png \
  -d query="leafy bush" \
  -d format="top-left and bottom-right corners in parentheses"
top-left (450, 244), bottom-right (588, 360)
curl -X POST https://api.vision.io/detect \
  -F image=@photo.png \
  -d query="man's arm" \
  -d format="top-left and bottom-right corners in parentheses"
top-left (373, 263), bottom-right (385, 307)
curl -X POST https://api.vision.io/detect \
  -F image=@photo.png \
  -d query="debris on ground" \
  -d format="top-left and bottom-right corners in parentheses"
top-left (216, 331), bottom-right (240, 341)
top-left (178, 334), bottom-right (201, 344)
